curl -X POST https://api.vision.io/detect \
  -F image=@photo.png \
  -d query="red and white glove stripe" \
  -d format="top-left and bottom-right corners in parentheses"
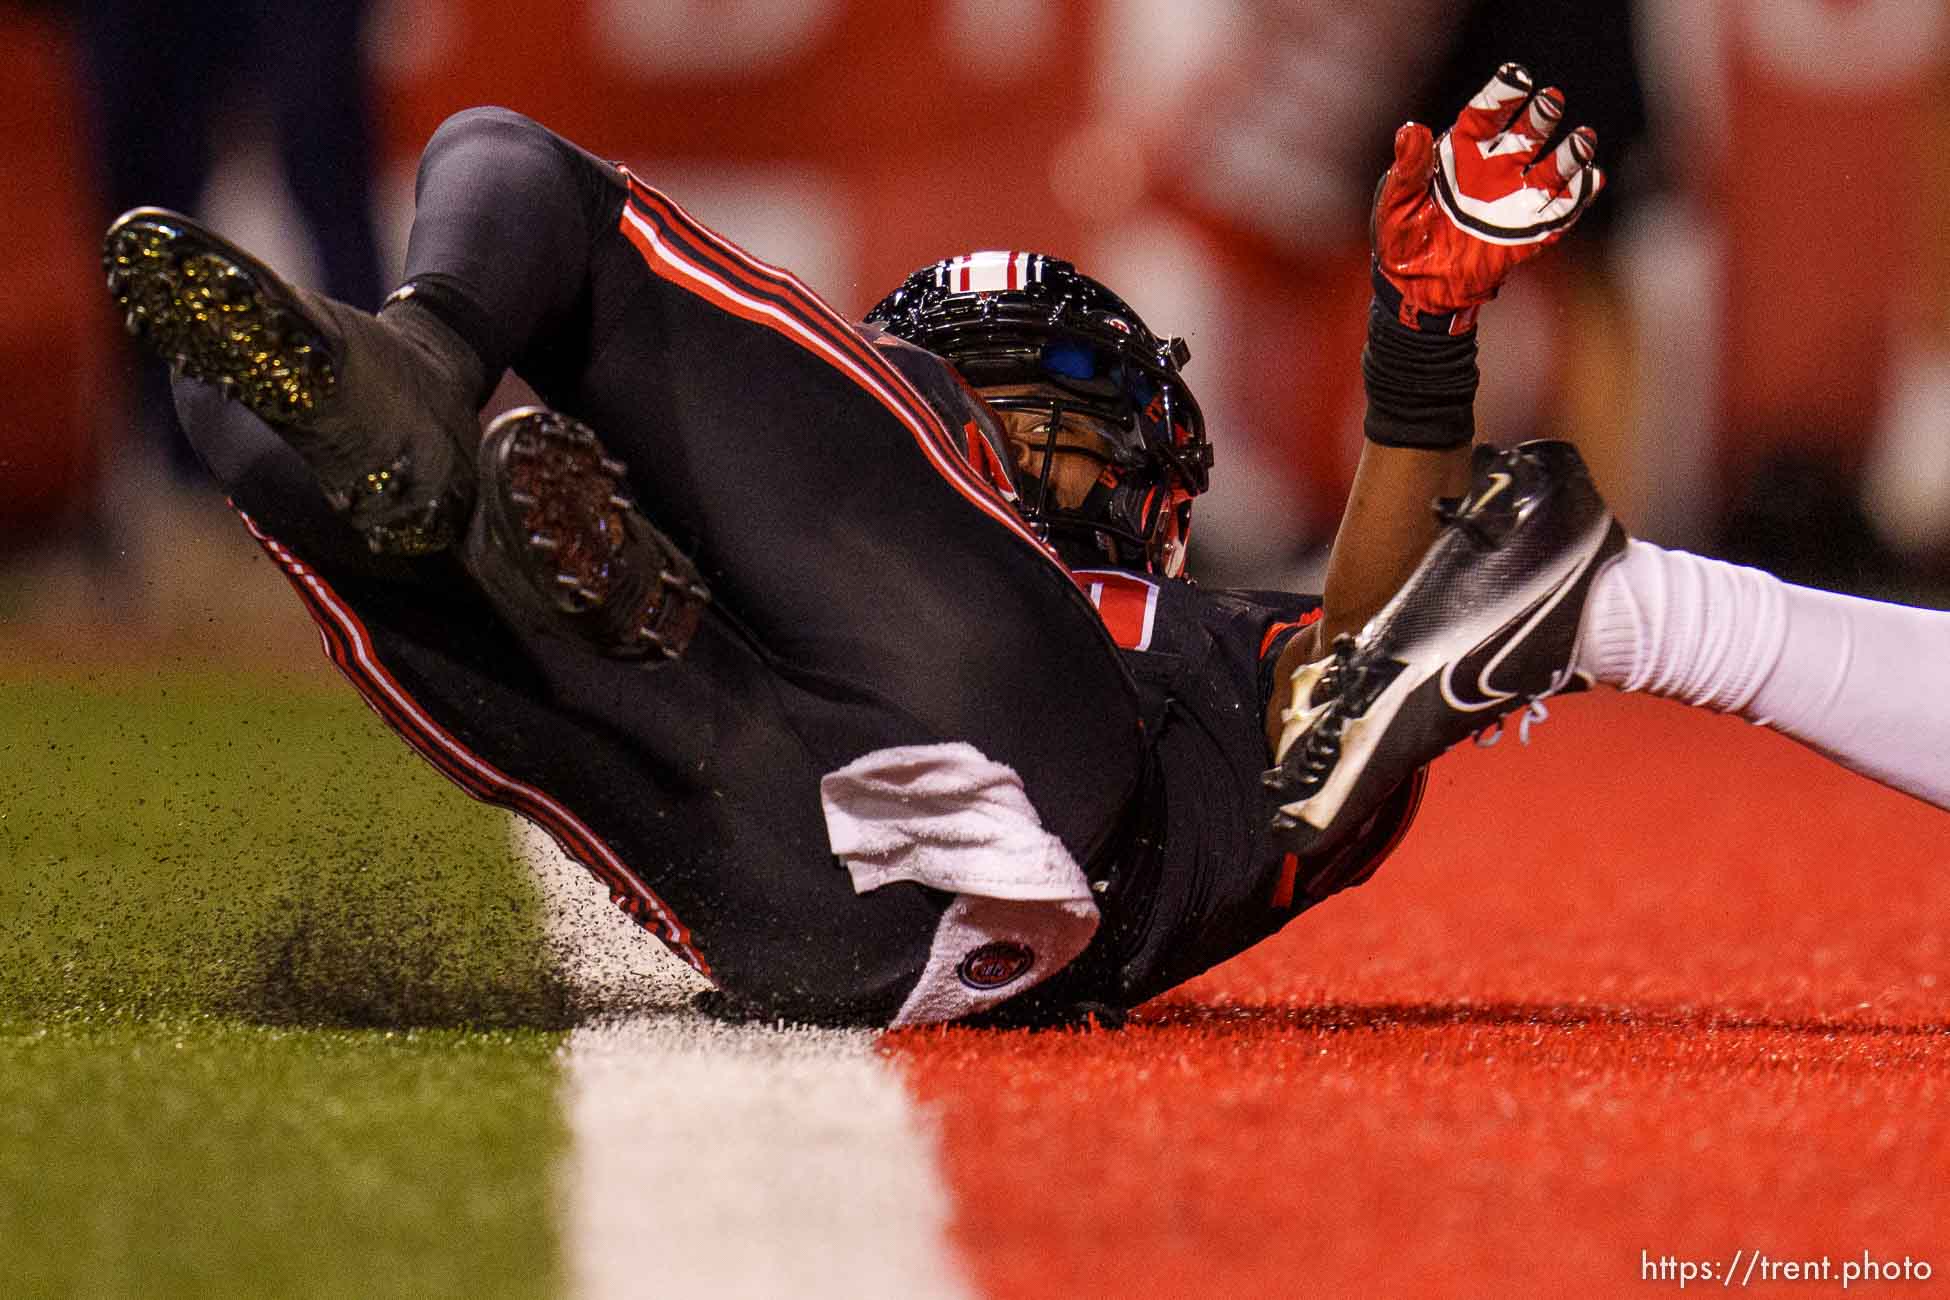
top-left (1431, 67), bottom-right (1601, 246)
top-left (1372, 62), bottom-right (1606, 325)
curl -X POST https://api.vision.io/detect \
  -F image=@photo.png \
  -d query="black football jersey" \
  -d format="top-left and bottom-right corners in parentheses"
top-left (873, 339), bottom-right (1428, 1022)
top-left (986, 569), bottom-right (1427, 1023)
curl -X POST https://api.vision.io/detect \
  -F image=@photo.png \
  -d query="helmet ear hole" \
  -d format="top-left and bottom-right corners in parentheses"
top-left (865, 251), bottom-right (1213, 575)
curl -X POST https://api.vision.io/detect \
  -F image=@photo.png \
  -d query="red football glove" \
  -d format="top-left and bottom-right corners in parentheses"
top-left (1372, 63), bottom-right (1605, 333)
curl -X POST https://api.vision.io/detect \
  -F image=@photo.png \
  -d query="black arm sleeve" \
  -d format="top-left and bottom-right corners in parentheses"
top-left (1360, 264), bottom-right (1480, 450)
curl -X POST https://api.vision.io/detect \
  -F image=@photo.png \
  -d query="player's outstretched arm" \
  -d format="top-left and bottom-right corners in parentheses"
top-left (1269, 63), bottom-right (1605, 750)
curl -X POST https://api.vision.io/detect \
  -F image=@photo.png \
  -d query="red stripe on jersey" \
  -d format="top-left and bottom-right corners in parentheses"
top-left (1347, 767), bottom-right (1428, 890)
top-left (1258, 609), bottom-right (1324, 661)
top-left (236, 509), bottom-right (712, 977)
top-left (1270, 852), bottom-right (1300, 909)
top-left (1074, 569), bottom-right (1159, 651)
top-left (1007, 253), bottom-right (1019, 290)
top-left (1271, 770), bottom-right (1424, 911)
top-left (959, 262), bottom-right (971, 291)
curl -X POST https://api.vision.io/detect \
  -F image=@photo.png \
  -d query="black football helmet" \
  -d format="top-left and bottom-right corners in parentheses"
top-left (864, 251), bottom-right (1212, 577)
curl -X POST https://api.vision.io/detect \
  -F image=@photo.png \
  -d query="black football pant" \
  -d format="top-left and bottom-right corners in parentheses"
top-left (179, 108), bottom-right (1143, 1025)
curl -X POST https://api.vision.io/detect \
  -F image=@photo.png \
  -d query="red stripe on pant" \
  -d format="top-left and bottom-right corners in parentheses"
top-left (237, 508), bottom-right (712, 977)
top-left (616, 176), bottom-right (1072, 579)
top-left (620, 183), bottom-right (948, 436)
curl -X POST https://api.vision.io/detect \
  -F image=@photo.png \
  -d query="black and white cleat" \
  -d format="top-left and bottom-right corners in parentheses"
top-left (1262, 439), bottom-right (1627, 857)
top-left (468, 407), bottom-right (710, 662)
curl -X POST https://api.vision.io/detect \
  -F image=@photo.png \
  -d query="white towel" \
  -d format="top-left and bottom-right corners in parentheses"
top-left (819, 742), bottom-right (1100, 1026)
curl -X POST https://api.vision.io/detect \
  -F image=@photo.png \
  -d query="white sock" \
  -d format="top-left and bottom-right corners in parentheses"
top-left (1573, 539), bottom-right (1950, 810)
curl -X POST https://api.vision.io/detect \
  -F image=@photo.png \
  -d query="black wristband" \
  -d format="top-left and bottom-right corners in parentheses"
top-left (1361, 265), bottom-right (1479, 449)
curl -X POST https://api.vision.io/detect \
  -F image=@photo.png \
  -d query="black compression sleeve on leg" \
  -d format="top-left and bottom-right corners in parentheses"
top-left (1360, 265), bottom-right (1479, 450)
top-left (383, 276), bottom-right (498, 376)
top-left (399, 108), bottom-right (617, 374)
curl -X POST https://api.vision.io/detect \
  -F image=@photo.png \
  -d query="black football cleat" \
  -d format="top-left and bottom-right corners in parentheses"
top-left (465, 407), bottom-right (710, 662)
top-left (102, 207), bottom-right (479, 555)
top-left (1262, 439), bottom-right (1627, 857)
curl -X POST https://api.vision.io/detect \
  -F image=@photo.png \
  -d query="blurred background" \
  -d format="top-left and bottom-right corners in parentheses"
top-left (3, 0), bottom-right (1947, 657)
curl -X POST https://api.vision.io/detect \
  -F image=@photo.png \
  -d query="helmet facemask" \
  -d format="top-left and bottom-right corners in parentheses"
top-left (865, 253), bottom-right (1212, 577)
top-left (984, 383), bottom-right (1193, 577)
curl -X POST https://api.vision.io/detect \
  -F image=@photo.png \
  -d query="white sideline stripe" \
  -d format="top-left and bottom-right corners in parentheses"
top-left (514, 821), bottom-right (974, 1300)
top-left (561, 1019), bottom-right (973, 1300)
top-left (514, 819), bottom-right (710, 1006)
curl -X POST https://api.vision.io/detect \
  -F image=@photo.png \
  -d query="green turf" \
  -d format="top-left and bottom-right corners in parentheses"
top-left (0, 674), bottom-right (572, 1297)
top-left (1, 675), bottom-right (570, 1026)
top-left (0, 1019), bottom-right (562, 1299)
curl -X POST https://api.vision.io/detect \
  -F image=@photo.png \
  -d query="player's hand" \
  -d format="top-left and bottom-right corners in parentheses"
top-left (1372, 63), bottom-right (1605, 331)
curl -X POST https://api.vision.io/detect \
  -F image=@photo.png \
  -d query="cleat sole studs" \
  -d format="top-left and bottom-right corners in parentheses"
top-left (100, 213), bottom-right (337, 425)
top-left (483, 406), bottom-right (709, 662)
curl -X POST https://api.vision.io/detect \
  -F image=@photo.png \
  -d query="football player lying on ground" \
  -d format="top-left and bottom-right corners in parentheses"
top-left (103, 66), bottom-right (1950, 1028)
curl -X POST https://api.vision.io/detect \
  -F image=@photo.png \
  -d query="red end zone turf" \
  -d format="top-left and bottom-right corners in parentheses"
top-left (888, 691), bottom-right (1950, 1298)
